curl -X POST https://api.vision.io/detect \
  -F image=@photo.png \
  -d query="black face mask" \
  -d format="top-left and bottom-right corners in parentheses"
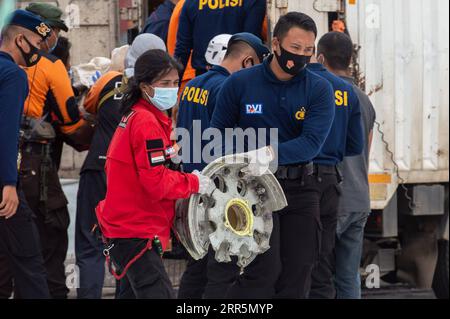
top-left (16, 36), bottom-right (41, 67)
top-left (275, 44), bottom-right (311, 76)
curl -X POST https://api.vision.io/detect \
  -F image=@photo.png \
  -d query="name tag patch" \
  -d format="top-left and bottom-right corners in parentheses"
top-left (146, 139), bottom-right (164, 150)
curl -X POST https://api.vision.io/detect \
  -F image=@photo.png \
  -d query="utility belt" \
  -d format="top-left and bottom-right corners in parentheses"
top-left (275, 163), bottom-right (343, 183)
top-left (20, 116), bottom-right (56, 145)
top-left (275, 162), bottom-right (314, 180)
top-left (21, 141), bottom-right (53, 156)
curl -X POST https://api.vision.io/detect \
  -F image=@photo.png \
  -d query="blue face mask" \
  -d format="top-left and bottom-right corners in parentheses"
top-left (144, 87), bottom-right (179, 111)
top-left (46, 37), bottom-right (58, 53)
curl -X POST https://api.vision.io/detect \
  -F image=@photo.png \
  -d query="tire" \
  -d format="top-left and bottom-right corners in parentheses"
top-left (432, 239), bottom-right (449, 299)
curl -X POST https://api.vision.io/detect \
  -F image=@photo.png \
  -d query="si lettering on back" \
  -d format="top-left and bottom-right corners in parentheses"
top-left (335, 90), bottom-right (349, 107)
top-left (199, 0), bottom-right (243, 11)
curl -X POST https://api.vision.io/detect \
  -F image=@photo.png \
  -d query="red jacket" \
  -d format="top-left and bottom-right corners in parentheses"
top-left (96, 98), bottom-right (199, 250)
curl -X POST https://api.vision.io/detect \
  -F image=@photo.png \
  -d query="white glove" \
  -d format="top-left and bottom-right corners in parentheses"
top-left (192, 170), bottom-right (213, 195)
top-left (241, 146), bottom-right (274, 176)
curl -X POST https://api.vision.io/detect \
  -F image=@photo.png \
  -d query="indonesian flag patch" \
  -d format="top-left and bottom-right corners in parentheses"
top-left (148, 150), bottom-right (166, 167)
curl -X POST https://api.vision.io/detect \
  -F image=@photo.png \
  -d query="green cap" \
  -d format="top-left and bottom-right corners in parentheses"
top-left (26, 3), bottom-right (68, 32)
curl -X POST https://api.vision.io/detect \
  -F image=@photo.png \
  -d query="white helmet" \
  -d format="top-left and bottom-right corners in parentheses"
top-left (205, 34), bottom-right (232, 66)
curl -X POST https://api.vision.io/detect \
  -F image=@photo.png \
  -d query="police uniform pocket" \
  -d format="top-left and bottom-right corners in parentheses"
top-left (19, 154), bottom-right (41, 210)
top-left (19, 153), bottom-right (69, 227)
top-left (44, 206), bottom-right (70, 231)
top-left (4, 208), bottom-right (41, 257)
top-left (45, 166), bottom-right (68, 212)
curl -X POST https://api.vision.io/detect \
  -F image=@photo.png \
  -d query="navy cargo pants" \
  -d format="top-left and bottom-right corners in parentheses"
top-left (0, 187), bottom-right (50, 299)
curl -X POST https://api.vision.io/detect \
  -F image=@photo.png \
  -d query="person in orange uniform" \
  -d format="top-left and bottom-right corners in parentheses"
top-left (17, 3), bottom-right (93, 299)
top-left (332, 20), bottom-right (346, 33)
top-left (96, 49), bottom-right (212, 299)
top-left (24, 3), bottom-right (92, 151)
top-left (167, 0), bottom-right (195, 122)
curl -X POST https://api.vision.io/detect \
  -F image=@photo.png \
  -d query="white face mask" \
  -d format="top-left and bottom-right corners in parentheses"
top-left (144, 86), bottom-right (179, 111)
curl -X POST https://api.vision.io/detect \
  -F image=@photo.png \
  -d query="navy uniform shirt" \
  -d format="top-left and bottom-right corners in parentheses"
top-left (210, 56), bottom-right (335, 166)
top-left (175, 0), bottom-right (266, 72)
top-left (308, 63), bottom-right (364, 166)
top-left (177, 65), bottom-right (231, 172)
top-left (142, 0), bottom-right (176, 44)
top-left (0, 51), bottom-right (29, 186)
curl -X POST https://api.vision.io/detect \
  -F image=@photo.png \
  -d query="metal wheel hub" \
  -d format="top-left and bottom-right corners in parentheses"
top-left (174, 154), bottom-right (287, 268)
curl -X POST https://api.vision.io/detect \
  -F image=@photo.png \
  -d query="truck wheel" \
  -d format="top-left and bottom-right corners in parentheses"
top-left (432, 239), bottom-right (449, 299)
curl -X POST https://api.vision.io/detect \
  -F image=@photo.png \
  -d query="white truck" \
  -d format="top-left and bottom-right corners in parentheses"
top-left (267, 0), bottom-right (449, 298)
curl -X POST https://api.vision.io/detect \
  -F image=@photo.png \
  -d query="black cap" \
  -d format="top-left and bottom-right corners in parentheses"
top-left (228, 32), bottom-right (270, 62)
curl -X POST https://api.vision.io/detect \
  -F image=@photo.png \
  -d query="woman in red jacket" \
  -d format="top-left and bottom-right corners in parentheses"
top-left (96, 49), bottom-right (211, 299)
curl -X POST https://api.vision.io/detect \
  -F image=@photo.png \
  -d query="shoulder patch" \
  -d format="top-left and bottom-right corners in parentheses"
top-left (146, 139), bottom-right (164, 151)
top-left (118, 110), bottom-right (136, 128)
top-left (148, 150), bottom-right (166, 167)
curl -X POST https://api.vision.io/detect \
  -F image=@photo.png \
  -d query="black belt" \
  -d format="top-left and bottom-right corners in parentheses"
top-left (313, 164), bottom-right (338, 175)
top-left (21, 141), bottom-right (52, 155)
top-left (275, 163), bottom-right (314, 180)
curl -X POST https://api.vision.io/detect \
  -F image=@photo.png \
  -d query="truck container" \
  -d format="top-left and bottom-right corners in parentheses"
top-left (267, 0), bottom-right (449, 298)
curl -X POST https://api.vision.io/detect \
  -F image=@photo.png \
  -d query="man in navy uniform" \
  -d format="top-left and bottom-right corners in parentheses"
top-left (0, 9), bottom-right (51, 299)
top-left (176, 32), bottom-right (269, 298)
top-left (174, 0), bottom-right (266, 76)
top-left (142, 0), bottom-right (180, 44)
top-left (304, 44), bottom-right (364, 299)
top-left (210, 12), bottom-right (335, 299)
top-left (314, 31), bottom-right (375, 299)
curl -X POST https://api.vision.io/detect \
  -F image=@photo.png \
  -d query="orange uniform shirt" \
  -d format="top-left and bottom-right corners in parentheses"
top-left (24, 52), bottom-right (84, 135)
top-left (167, 0), bottom-right (195, 83)
top-left (84, 71), bottom-right (123, 115)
